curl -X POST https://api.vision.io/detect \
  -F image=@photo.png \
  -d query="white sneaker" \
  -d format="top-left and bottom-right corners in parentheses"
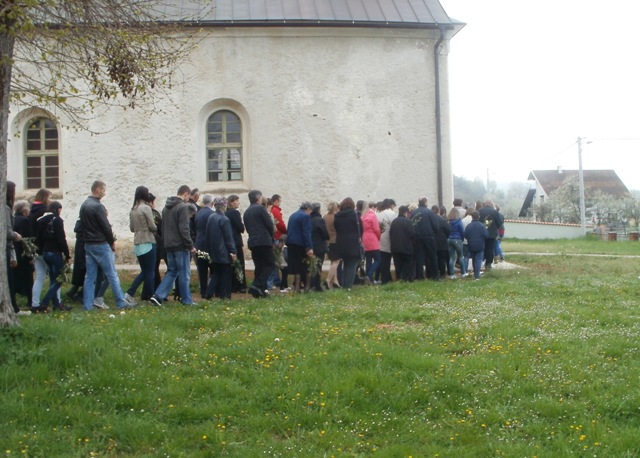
top-left (93, 298), bottom-right (110, 310)
top-left (449, 275), bottom-right (456, 280)
top-left (17, 310), bottom-right (32, 316)
top-left (280, 288), bottom-right (290, 293)
top-left (124, 293), bottom-right (138, 306)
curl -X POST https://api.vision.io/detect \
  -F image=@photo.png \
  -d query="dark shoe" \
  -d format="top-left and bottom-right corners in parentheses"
top-left (248, 286), bottom-right (263, 298)
top-left (65, 287), bottom-right (78, 300)
top-left (149, 296), bottom-right (162, 307)
top-left (54, 303), bottom-right (72, 312)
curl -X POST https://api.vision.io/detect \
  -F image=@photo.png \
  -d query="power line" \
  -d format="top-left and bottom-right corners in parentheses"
top-left (588, 137), bottom-right (640, 142)
top-left (547, 140), bottom-right (578, 159)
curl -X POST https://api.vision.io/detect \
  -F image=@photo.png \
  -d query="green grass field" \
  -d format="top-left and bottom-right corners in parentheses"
top-left (2, 238), bottom-right (640, 457)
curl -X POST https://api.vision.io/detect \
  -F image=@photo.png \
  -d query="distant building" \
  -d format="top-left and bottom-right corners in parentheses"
top-left (519, 169), bottom-right (631, 217)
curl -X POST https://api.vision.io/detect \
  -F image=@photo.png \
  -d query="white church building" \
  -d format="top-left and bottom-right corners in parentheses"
top-left (8, 0), bottom-right (464, 244)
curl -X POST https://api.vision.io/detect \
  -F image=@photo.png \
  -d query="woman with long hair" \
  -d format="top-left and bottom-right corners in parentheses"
top-left (35, 200), bottom-right (71, 312)
top-left (29, 188), bottom-right (53, 312)
top-left (126, 186), bottom-right (157, 302)
top-left (323, 201), bottom-right (341, 289)
top-left (333, 197), bottom-right (363, 290)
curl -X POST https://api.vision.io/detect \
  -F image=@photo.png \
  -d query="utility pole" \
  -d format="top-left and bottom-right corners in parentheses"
top-left (578, 137), bottom-right (587, 235)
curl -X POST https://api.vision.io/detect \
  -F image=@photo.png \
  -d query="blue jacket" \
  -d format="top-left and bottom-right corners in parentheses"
top-left (205, 210), bottom-right (237, 264)
top-left (286, 209), bottom-right (313, 249)
top-left (449, 218), bottom-right (465, 240)
top-left (464, 220), bottom-right (489, 252)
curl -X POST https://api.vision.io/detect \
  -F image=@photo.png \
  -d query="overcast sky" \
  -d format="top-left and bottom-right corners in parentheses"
top-left (441, 0), bottom-right (640, 191)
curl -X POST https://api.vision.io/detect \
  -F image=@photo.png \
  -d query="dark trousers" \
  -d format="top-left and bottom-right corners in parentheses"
top-left (250, 245), bottom-right (276, 292)
top-left (128, 245), bottom-right (157, 300)
top-left (206, 262), bottom-right (232, 299)
top-left (71, 238), bottom-right (86, 288)
top-left (231, 248), bottom-right (247, 292)
top-left (415, 237), bottom-right (438, 280)
top-left (341, 256), bottom-right (359, 289)
top-left (393, 253), bottom-right (414, 282)
top-left (436, 249), bottom-right (448, 279)
top-left (379, 251), bottom-right (394, 284)
top-left (42, 251), bottom-right (63, 307)
top-left (196, 256), bottom-right (214, 297)
top-left (484, 238), bottom-right (496, 269)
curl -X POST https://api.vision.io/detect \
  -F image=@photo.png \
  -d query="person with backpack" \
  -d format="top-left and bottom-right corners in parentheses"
top-left (35, 201), bottom-right (71, 312)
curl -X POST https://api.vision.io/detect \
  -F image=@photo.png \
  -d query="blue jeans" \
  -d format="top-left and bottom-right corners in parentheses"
top-left (470, 250), bottom-right (484, 279)
top-left (266, 268), bottom-right (280, 289)
top-left (84, 243), bottom-right (127, 310)
top-left (447, 238), bottom-right (465, 276)
top-left (154, 250), bottom-right (193, 304)
top-left (42, 252), bottom-right (63, 307)
top-left (31, 255), bottom-right (47, 308)
top-left (495, 238), bottom-right (504, 258)
top-left (365, 250), bottom-right (380, 281)
top-left (128, 245), bottom-right (157, 300)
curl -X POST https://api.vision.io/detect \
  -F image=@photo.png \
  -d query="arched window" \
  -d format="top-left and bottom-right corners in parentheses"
top-left (206, 110), bottom-right (242, 182)
top-left (25, 117), bottom-right (59, 189)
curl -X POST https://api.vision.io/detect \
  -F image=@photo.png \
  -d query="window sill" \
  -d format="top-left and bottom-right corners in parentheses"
top-left (17, 189), bottom-right (63, 201)
top-left (201, 183), bottom-right (250, 195)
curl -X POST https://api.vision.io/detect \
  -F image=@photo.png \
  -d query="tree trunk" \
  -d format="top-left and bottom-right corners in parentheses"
top-left (1, 16), bottom-right (19, 327)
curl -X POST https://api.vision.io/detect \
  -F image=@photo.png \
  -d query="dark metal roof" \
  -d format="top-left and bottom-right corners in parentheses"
top-left (161, 0), bottom-right (462, 28)
top-left (519, 188), bottom-right (536, 217)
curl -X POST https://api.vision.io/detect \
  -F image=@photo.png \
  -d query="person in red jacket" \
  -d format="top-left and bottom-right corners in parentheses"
top-left (271, 194), bottom-right (287, 241)
top-left (269, 194), bottom-right (288, 290)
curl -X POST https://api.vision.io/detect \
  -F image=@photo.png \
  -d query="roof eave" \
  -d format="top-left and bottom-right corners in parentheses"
top-left (177, 19), bottom-right (465, 31)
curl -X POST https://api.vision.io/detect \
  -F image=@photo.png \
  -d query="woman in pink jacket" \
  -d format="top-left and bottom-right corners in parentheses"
top-left (361, 201), bottom-right (381, 283)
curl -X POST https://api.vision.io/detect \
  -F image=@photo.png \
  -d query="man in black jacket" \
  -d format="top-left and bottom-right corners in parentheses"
top-left (390, 205), bottom-right (416, 282)
top-left (411, 197), bottom-right (441, 280)
top-left (243, 189), bottom-right (275, 298)
top-left (478, 199), bottom-right (504, 271)
top-left (225, 194), bottom-right (247, 293)
top-left (80, 180), bottom-right (134, 311)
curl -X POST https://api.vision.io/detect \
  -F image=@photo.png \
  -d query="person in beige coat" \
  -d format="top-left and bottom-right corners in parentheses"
top-left (126, 186), bottom-right (157, 302)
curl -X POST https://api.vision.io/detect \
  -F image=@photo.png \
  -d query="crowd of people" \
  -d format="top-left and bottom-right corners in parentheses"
top-left (5, 180), bottom-right (506, 314)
